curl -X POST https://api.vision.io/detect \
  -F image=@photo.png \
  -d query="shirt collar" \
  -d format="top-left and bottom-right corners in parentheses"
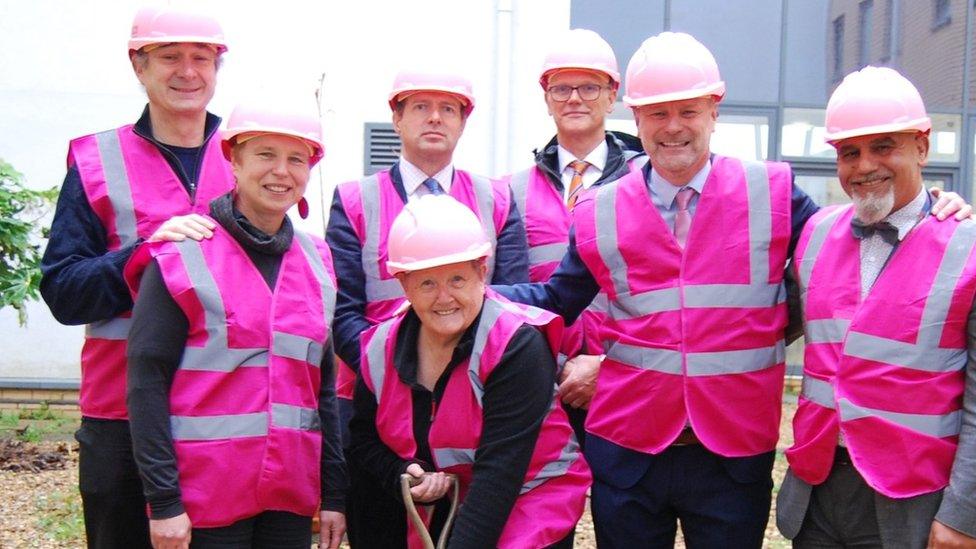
top-left (883, 187), bottom-right (929, 241)
top-left (557, 140), bottom-right (608, 175)
top-left (649, 160), bottom-right (711, 208)
top-left (399, 157), bottom-right (454, 197)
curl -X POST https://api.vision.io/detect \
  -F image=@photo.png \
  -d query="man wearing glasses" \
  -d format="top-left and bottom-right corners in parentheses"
top-left (504, 29), bottom-right (645, 447)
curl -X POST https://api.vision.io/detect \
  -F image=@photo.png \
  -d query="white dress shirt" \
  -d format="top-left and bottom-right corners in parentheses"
top-left (557, 140), bottom-right (608, 203)
top-left (399, 157), bottom-right (454, 200)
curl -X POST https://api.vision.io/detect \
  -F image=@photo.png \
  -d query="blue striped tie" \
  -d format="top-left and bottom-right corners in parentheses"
top-left (422, 178), bottom-right (444, 195)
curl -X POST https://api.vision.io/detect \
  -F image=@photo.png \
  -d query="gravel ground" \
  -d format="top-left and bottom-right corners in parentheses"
top-left (0, 402), bottom-right (798, 548)
top-left (0, 441), bottom-right (81, 548)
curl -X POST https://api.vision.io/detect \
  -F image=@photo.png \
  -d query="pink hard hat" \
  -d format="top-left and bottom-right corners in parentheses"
top-left (824, 66), bottom-right (931, 145)
top-left (128, 5), bottom-right (227, 54)
top-left (220, 104), bottom-right (325, 167)
top-left (388, 69), bottom-right (476, 116)
top-left (623, 32), bottom-right (725, 107)
top-left (539, 29), bottom-right (620, 89)
top-left (386, 195), bottom-right (492, 275)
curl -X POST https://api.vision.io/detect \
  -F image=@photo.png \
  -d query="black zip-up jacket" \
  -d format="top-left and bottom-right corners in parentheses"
top-left (40, 106), bottom-right (222, 325)
top-left (528, 130), bottom-right (645, 192)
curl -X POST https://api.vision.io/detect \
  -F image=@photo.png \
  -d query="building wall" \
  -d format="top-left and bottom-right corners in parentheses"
top-left (0, 0), bottom-right (573, 382)
top-left (830, 0), bottom-right (967, 109)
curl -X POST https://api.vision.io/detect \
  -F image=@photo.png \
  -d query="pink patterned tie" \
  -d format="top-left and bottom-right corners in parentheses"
top-left (674, 187), bottom-right (696, 248)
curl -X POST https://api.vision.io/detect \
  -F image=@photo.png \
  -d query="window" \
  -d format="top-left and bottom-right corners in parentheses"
top-left (859, 0), bottom-right (874, 67)
top-left (929, 113), bottom-right (962, 163)
top-left (933, 0), bottom-right (952, 29)
top-left (781, 108), bottom-right (836, 159)
top-left (833, 15), bottom-right (845, 81)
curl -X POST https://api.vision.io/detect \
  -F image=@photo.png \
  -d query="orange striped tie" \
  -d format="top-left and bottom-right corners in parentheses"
top-left (566, 160), bottom-right (590, 209)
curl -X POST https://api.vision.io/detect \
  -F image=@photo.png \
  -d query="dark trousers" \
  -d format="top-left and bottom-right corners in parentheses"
top-left (190, 511), bottom-right (312, 548)
top-left (341, 396), bottom-right (407, 547)
top-left (562, 402), bottom-right (587, 452)
top-left (794, 450), bottom-right (882, 548)
top-left (591, 444), bottom-right (774, 549)
top-left (792, 447), bottom-right (946, 549)
top-left (75, 417), bottom-right (151, 549)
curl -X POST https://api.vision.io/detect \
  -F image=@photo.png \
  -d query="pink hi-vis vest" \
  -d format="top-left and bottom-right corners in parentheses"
top-left (69, 124), bottom-right (234, 419)
top-left (333, 168), bottom-right (513, 399)
top-left (787, 204), bottom-right (976, 498)
top-left (506, 156), bottom-right (647, 357)
top-left (360, 291), bottom-right (592, 549)
top-left (125, 224), bottom-right (337, 527)
top-left (574, 155), bottom-right (792, 456)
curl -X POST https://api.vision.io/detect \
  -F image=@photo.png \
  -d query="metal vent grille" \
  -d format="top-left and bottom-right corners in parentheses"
top-left (364, 123), bottom-right (400, 175)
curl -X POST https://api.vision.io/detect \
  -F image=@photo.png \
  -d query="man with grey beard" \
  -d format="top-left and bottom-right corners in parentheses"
top-left (777, 66), bottom-right (976, 548)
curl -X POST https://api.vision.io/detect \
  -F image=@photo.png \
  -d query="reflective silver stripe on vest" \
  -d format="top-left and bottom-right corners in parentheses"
top-left (171, 412), bottom-right (268, 441)
top-left (919, 221), bottom-right (976, 342)
top-left (470, 174), bottom-right (498, 282)
top-left (805, 319), bottom-right (851, 344)
top-left (683, 283), bottom-right (786, 308)
top-left (671, 161), bottom-right (784, 311)
top-left (843, 331), bottom-right (966, 373)
top-left (94, 129), bottom-right (139, 247)
top-left (842, 221), bottom-right (976, 373)
top-left (434, 447), bottom-right (476, 468)
top-left (294, 231), bottom-right (337, 335)
top-left (798, 208), bottom-right (847, 310)
top-left (85, 316), bottom-right (132, 340)
top-left (359, 175), bottom-right (404, 303)
top-left (467, 299), bottom-right (507, 406)
top-left (686, 343), bottom-right (784, 376)
top-left (509, 169), bottom-right (530, 228)
top-left (595, 161), bottom-right (784, 315)
top-left (606, 342), bottom-right (682, 375)
top-left (272, 332), bottom-right (324, 368)
top-left (744, 161), bottom-right (772, 285)
top-left (366, 320), bottom-right (395, 403)
top-left (271, 403), bottom-right (321, 431)
top-left (839, 398), bottom-right (961, 438)
top-left (589, 291), bottom-right (609, 313)
top-left (519, 436), bottom-right (581, 494)
top-left (176, 240), bottom-right (268, 372)
top-left (801, 375), bottom-right (835, 409)
top-left (529, 242), bottom-right (568, 267)
top-left (607, 341), bottom-right (783, 376)
top-left (510, 168), bottom-right (570, 269)
top-left (593, 184), bottom-right (630, 298)
top-left (803, 212), bottom-right (976, 374)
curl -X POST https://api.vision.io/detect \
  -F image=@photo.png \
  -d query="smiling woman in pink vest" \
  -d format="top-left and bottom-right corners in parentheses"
top-left (347, 194), bottom-right (591, 549)
top-left (123, 104), bottom-right (347, 549)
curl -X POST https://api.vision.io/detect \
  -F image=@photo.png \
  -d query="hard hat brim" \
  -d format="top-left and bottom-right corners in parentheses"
top-left (624, 82), bottom-right (726, 107)
top-left (386, 243), bottom-right (492, 276)
top-left (825, 118), bottom-right (932, 145)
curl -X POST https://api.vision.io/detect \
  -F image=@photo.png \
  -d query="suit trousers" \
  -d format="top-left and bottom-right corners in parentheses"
top-left (590, 442), bottom-right (774, 548)
top-left (75, 418), bottom-right (152, 549)
top-left (779, 448), bottom-right (943, 549)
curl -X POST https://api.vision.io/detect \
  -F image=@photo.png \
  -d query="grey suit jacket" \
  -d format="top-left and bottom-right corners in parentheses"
top-left (777, 467), bottom-right (942, 548)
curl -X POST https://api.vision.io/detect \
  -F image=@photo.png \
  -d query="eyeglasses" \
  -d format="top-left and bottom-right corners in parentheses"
top-left (546, 84), bottom-right (609, 102)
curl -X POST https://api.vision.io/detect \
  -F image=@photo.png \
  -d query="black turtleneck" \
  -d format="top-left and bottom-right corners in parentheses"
top-left (126, 193), bottom-right (347, 519)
